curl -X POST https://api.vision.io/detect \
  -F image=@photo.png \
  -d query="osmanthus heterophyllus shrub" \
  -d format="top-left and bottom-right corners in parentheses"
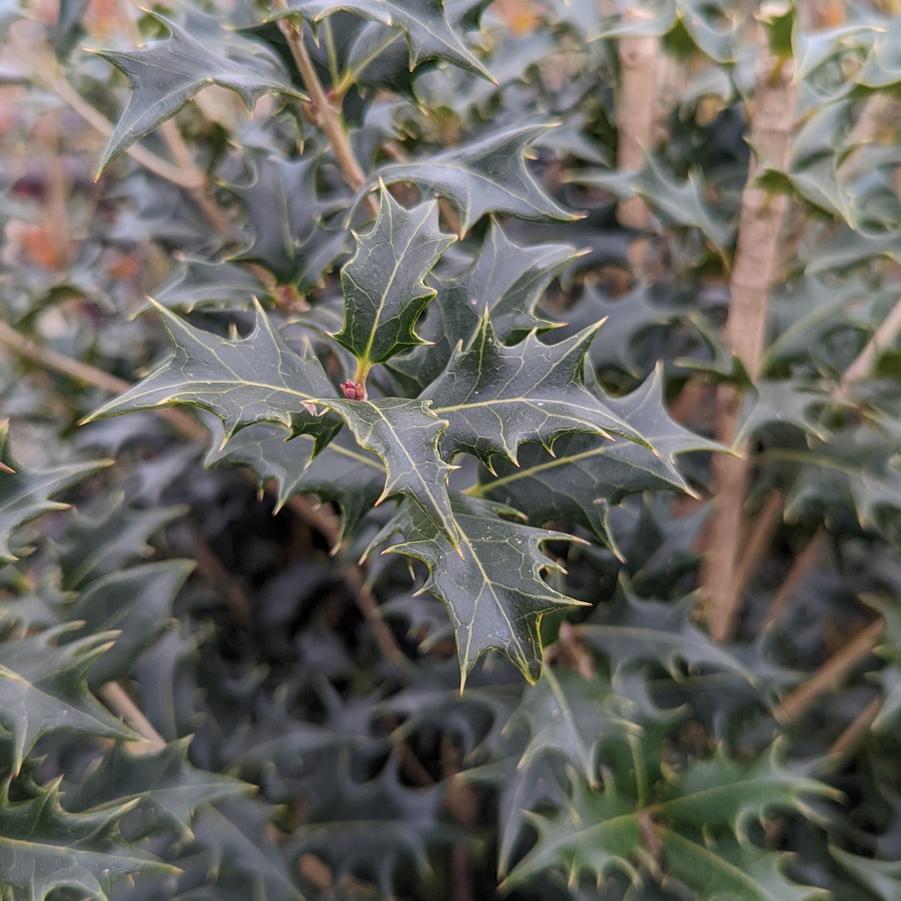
top-left (0, 0), bottom-right (899, 899)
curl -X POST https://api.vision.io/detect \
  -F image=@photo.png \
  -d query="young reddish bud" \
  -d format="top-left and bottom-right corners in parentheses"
top-left (339, 379), bottom-right (365, 400)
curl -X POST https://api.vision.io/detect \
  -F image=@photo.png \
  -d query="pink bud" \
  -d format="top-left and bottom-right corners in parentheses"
top-left (339, 380), bottom-right (365, 400)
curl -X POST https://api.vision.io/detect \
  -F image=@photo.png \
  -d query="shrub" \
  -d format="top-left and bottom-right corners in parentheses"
top-left (0, 0), bottom-right (899, 898)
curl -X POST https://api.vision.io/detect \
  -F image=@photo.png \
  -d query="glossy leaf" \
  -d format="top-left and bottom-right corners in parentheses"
top-left (375, 124), bottom-right (579, 235)
top-left (375, 495), bottom-right (585, 685)
top-left (422, 313), bottom-right (649, 467)
top-left (83, 301), bottom-right (341, 448)
top-left (333, 188), bottom-right (455, 367)
top-left (94, 12), bottom-right (303, 174)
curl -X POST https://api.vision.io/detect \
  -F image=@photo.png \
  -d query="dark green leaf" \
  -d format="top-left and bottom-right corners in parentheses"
top-left (333, 188), bottom-right (455, 367)
top-left (94, 12), bottom-right (303, 174)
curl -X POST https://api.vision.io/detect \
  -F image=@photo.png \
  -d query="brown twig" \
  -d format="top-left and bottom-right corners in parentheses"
top-left (837, 298), bottom-right (901, 396)
top-left (699, 6), bottom-right (797, 642)
top-left (615, 7), bottom-right (657, 232)
top-left (189, 530), bottom-right (253, 623)
top-left (827, 696), bottom-right (881, 760)
top-left (761, 529), bottom-right (827, 629)
top-left (99, 681), bottom-right (166, 752)
top-left (273, 1), bottom-right (378, 216)
top-left (286, 496), bottom-right (406, 666)
top-left (774, 618), bottom-right (884, 726)
top-left (556, 621), bottom-right (596, 680)
top-left (729, 490), bottom-right (783, 605)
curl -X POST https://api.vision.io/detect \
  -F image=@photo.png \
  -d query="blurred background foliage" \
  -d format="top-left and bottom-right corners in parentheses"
top-left (0, 0), bottom-right (900, 898)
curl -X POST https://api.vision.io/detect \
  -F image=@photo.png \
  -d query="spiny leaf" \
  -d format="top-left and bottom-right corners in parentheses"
top-left (0, 422), bottom-right (111, 563)
top-left (273, 0), bottom-right (494, 82)
top-left (227, 152), bottom-right (349, 283)
top-left (70, 738), bottom-right (250, 840)
top-left (504, 775), bottom-right (640, 889)
top-left (555, 282), bottom-right (687, 377)
top-left (421, 313), bottom-right (649, 468)
top-left (56, 492), bottom-right (187, 590)
top-left (389, 220), bottom-right (578, 392)
top-left (290, 755), bottom-right (455, 894)
top-left (573, 156), bottom-right (734, 252)
top-left (0, 779), bottom-right (175, 900)
top-left (333, 188), bottom-right (455, 368)
top-left (205, 420), bottom-right (383, 543)
top-left (476, 366), bottom-right (716, 552)
top-left (830, 845), bottom-right (901, 901)
top-left (93, 12), bottom-right (303, 175)
top-left (192, 798), bottom-right (304, 899)
top-left (579, 578), bottom-right (758, 685)
top-left (660, 744), bottom-right (835, 839)
top-left (507, 745), bottom-right (832, 889)
top-left (63, 560), bottom-right (194, 687)
top-left (151, 258), bottom-right (268, 314)
top-left (0, 624), bottom-right (135, 774)
top-left (662, 832), bottom-right (825, 901)
top-left (319, 397), bottom-right (463, 548)
top-left (374, 124), bottom-right (579, 235)
top-left (508, 668), bottom-right (641, 786)
top-left (82, 301), bottom-right (341, 449)
top-left (374, 495), bottom-right (585, 685)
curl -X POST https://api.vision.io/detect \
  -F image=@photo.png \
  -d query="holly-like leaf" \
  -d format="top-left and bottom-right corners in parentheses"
top-left (0, 422), bottom-right (111, 562)
top-left (574, 157), bottom-right (734, 253)
top-left (151, 258), bottom-right (269, 313)
top-left (94, 12), bottom-right (303, 174)
top-left (319, 397), bottom-right (463, 548)
top-left (0, 625), bottom-right (135, 774)
top-left (64, 561), bottom-right (194, 686)
top-left (661, 833), bottom-right (824, 901)
top-left (57, 492), bottom-right (187, 590)
top-left (375, 124), bottom-right (579, 235)
top-left (333, 188), bottom-right (456, 368)
top-left (579, 578), bottom-right (758, 685)
top-left (291, 755), bottom-right (455, 894)
top-left (192, 798), bottom-right (304, 900)
top-left (475, 367), bottom-right (717, 551)
top-left (0, 779), bottom-right (174, 900)
top-left (508, 668), bottom-right (641, 786)
top-left (375, 495), bottom-right (585, 685)
top-left (227, 152), bottom-right (349, 283)
top-left (83, 301), bottom-right (341, 449)
top-left (555, 282), bottom-right (687, 377)
top-left (421, 313), bottom-right (649, 467)
top-left (205, 420), bottom-right (383, 542)
top-left (503, 775), bottom-right (641, 889)
top-left (507, 745), bottom-right (832, 890)
top-left (70, 738), bottom-right (249, 839)
top-left (831, 845), bottom-right (901, 901)
top-left (389, 220), bottom-right (578, 392)
top-left (273, 0), bottom-right (493, 82)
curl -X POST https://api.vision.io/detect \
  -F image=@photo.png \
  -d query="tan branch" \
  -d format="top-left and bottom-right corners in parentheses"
top-left (274, 3), bottom-right (378, 216)
top-left (99, 682), bottom-right (166, 752)
top-left (774, 618), bottom-right (884, 726)
top-left (729, 490), bottom-right (783, 604)
top-left (827, 696), bottom-right (881, 760)
top-left (615, 7), bottom-right (658, 232)
top-left (838, 297), bottom-right (901, 395)
top-left (761, 529), bottom-right (827, 629)
top-left (699, 6), bottom-right (796, 642)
